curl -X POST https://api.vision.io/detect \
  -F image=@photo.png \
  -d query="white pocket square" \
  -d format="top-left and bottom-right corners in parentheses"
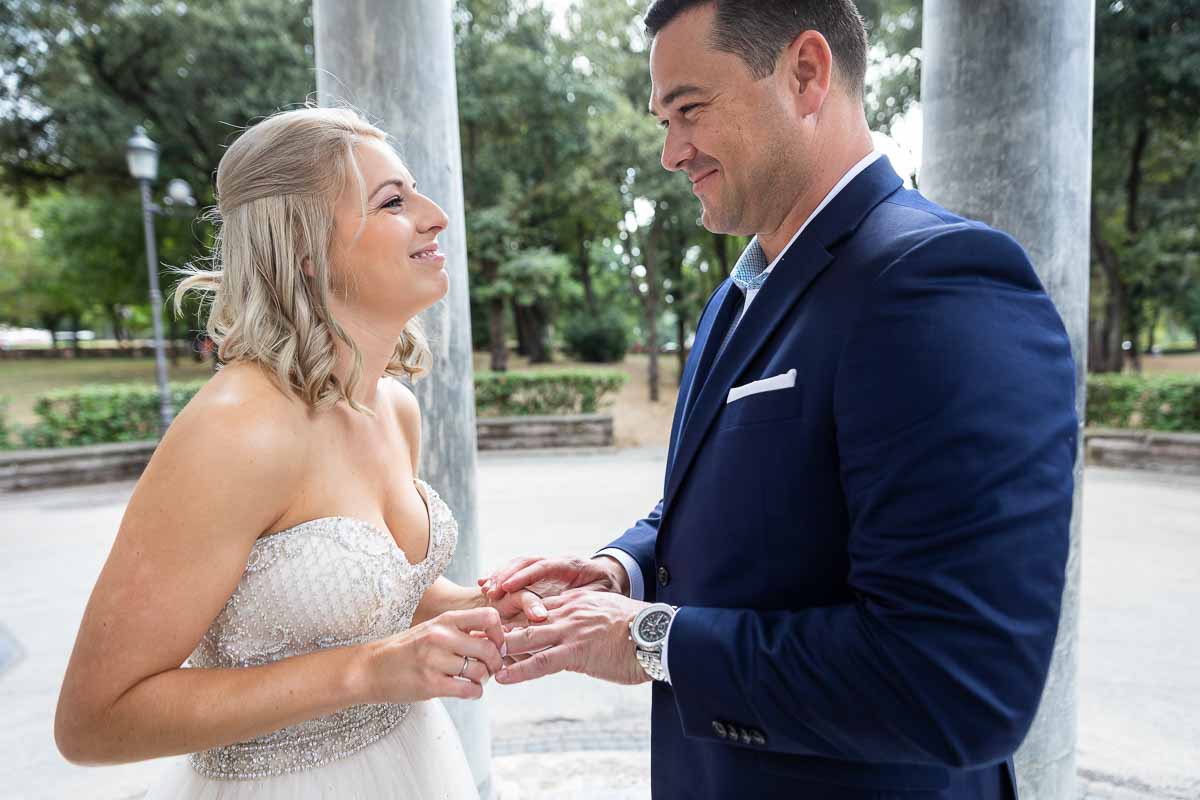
top-left (726, 368), bottom-right (797, 404)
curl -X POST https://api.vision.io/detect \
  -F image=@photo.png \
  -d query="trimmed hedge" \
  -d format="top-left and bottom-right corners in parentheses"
top-left (474, 370), bottom-right (627, 417)
top-left (19, 382), bottom-right (207, 449)
top-left (13, 370), bottom-right (628, 447)
top-left (8, 372), bottom-right (1196, 448)
top-left (1087, 374), bottom-right (1200, 432)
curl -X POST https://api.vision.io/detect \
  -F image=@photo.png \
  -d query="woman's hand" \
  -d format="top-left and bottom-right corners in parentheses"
top-left (361, 607), bottom-right (505, 703)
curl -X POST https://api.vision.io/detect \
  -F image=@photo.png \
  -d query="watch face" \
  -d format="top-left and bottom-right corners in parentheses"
top-left (637, 610), bottom-right (671, 644)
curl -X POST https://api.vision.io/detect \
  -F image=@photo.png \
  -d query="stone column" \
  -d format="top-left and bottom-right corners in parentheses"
top-left (313, 2), bottom-right (492, 796)
top-left (921, 2), bottom-right (1094, 798)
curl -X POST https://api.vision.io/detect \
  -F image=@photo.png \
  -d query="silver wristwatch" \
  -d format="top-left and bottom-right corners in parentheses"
top-left (630, 603), bottom-right (676, 682)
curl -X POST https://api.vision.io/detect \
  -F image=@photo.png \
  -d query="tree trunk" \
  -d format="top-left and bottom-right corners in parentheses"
top-left (577, 220), bottom-right (595, 312)
top-left (1125, 122), bottom-right (1150, 236)
top-left (524, 305), bottom-right (551, 364)
top-left (1090, 205), bottom-right (1125, 373)
top-left (481, 260), bottom-right (507, 372)
top-left (69, 312), bottom-right (83, 358)
top-left (487, 297), bottom-right (507, 372)
top-left (513, 301), bottom-right (530, 356)
top-left (643, 227), bottom-right (662, 403)
top-left (107, 305), bottom-right (126, 346)
top-left (40, 313), bottom-right (61, 351)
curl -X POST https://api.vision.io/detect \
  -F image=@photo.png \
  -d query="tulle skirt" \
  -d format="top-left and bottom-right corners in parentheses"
top-left (144, 700), bottom-right (479, 800)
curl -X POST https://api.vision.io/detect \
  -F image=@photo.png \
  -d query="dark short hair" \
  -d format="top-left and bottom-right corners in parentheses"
top-left (644, 0), bottom-right (869, 97)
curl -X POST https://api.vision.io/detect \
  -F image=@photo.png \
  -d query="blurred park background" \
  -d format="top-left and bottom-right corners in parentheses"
top-left (0, 0), bottom-right (1197, 450)
top-left (2, 2), bottom-right (1199, 799)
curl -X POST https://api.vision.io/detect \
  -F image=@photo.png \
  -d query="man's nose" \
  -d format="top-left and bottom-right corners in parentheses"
top-left (661, 127), bottom-right (695, 173)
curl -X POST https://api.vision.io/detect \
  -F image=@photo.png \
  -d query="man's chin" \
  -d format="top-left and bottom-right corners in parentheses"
top-left (698, 205), bottom-right (739, 236)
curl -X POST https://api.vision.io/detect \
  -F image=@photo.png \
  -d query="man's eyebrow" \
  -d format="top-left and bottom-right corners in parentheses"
top-left (648, 84), bottom-right (705, 116)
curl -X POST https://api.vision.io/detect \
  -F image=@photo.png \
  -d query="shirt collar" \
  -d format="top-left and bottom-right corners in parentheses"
top-left (746, 150), bottom-right (883, 278)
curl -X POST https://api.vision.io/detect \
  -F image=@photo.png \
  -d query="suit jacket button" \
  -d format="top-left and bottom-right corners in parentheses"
top-left (657, 566), bottom-right (671, 587)
top-left (712, 721), bottom-right (727, 739)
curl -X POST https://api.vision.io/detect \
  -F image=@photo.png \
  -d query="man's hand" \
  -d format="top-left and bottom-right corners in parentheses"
top-left (479, 555), bottom-right (630, 608)
top-left (485, 587), bottom-right (549, 625)
top-left (496, 590), bottom-right (650, 686)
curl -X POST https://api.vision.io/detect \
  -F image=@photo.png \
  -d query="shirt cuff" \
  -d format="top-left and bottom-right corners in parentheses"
top-left (593, 548), bottom-right (645, 601)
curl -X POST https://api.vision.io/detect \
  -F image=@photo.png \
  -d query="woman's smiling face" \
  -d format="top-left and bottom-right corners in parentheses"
top-left (329, 138), bottom-right (450, 322)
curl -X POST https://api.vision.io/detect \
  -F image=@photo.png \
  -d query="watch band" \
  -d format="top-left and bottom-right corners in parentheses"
top-left (636, 647), bottom-right (668, 682)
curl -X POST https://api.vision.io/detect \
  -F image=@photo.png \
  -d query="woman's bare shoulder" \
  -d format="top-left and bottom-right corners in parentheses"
top-left (146, 362), bottom-right (313, 514)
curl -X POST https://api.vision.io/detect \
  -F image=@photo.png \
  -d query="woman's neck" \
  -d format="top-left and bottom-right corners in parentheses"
top-left (329, 308), bottom-right (408, 408)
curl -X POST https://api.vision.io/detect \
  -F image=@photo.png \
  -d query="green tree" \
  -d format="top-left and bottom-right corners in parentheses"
top-left (0, 193), bottom-right (81, 347)
top-left (0, 0), bottom-right (316, 197)
top-left (0, 0), bottom-right (317, 348)
top-left (1088, 1), bottom-right (1200, 370)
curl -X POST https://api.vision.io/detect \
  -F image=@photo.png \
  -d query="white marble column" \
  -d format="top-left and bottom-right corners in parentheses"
top-left (922, 2), bottom-right (1095, 797)
top-left (313, 1), bottom-right (492, 796)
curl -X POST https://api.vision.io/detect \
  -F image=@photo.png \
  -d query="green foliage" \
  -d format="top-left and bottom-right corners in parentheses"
top-left (474, 370), bottom-right (627, 416)
top-left (0, 0), bottom-right (316, 341)
top-left (857, 1), bottom-right (923, 134)
top-left (19, 381), bottom-right (206, 448)
top-left (0, 0), bottom-right (316, 196)
top-left (1087, 374), bottom-right (1200, 432)
top-left (562, 308), bottom-right (630, 363)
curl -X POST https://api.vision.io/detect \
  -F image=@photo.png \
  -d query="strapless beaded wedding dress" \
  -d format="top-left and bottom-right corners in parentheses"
top-left (145, 480), bottom-right (479, 799)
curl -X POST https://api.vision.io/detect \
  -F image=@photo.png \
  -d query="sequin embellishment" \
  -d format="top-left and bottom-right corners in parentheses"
top-left (186, 480), bottom-right (458, 780)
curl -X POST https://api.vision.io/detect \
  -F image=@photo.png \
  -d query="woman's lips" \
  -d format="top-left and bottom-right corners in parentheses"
top-left (411, 246), bottom-right (445, 264)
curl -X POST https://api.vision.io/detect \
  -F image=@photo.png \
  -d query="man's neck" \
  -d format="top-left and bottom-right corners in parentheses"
top-left (757, 134), bottom-right (875, 264)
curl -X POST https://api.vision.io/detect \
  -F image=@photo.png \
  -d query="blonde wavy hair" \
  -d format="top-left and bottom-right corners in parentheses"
top-left (175, 106), bottom-right (431, 413)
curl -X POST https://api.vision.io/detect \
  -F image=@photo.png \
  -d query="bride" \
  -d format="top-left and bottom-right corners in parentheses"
top-left (53, 106), bottom-right (543, 798)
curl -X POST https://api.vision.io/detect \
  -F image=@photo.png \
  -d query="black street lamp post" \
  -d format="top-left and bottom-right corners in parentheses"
top-left (126, 126), bottom-right (195, 437)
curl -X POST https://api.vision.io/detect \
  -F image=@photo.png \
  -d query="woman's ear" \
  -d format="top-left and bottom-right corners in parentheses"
top-left (301, 256), bottom-right (316, 279)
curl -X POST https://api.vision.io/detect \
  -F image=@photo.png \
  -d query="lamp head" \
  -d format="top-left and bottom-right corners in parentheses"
top-left (126, 126), bottom-right (159, 182)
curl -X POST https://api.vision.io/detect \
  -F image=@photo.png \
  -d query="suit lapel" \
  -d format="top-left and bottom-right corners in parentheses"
top-left (666, 281), bottom-right (739, 474)
top-left (663, 157), bottom-right (905, 511)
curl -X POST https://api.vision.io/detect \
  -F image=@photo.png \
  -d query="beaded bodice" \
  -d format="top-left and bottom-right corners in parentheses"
top-left (185, 479), bottom-right (458, 779)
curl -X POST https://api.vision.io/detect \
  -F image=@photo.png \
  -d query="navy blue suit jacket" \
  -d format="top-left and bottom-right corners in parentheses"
top-left (607, 157), bottom-right (1077, 799)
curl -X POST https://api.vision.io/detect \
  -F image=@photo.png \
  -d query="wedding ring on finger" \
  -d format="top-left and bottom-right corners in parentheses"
top-left (457, 656), bottom-right (472, 679)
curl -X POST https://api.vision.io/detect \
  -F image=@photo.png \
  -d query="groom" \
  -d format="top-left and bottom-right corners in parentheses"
top-left (486, 1), bottom-right (1078, 798)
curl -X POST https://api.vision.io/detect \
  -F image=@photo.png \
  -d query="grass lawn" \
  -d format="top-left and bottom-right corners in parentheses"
top-left (0, 351), bottom-right (683, 448)
top-left (1142, 351), bottom-right (1200, 375)
top-left (0, 357), bottom-right (216, 425)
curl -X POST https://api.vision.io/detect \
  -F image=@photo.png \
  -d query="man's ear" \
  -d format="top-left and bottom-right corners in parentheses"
top-left (784, 30), bottom-right (834, 117)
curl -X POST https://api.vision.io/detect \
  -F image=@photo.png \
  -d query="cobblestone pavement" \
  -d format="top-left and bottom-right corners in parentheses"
top-left (1, 453), bottom-right (1197, 799)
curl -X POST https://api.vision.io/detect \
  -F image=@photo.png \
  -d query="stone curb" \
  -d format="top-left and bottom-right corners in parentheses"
top-left (1084, 427), bottom-right (1200, 476)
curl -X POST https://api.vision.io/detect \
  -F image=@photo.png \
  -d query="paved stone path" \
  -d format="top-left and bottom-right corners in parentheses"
top-left (1, 451), bottom-right (1197, 799)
